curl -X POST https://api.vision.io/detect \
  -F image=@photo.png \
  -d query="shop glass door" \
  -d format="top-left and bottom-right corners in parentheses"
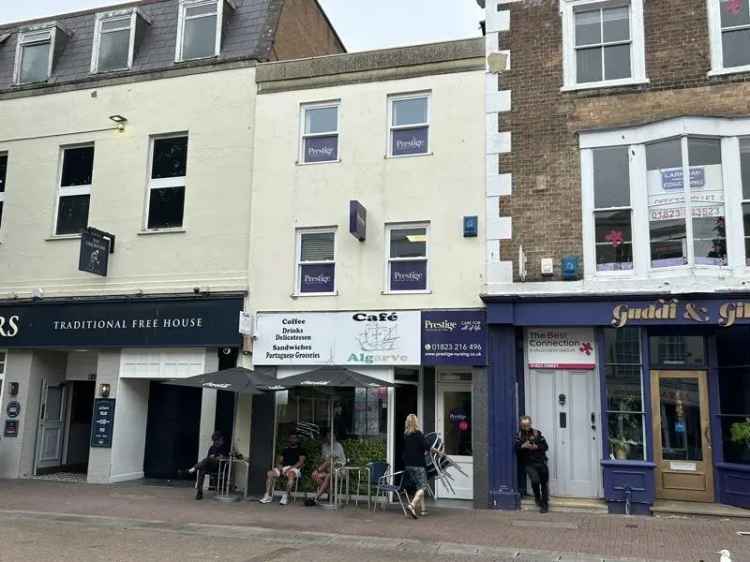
top-left (651, 371), bottom-right (714, 502)
top-left (436, 375), bottom-right (473, 500)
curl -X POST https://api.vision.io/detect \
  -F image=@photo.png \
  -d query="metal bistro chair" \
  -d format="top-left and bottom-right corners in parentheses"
top-left (194, 460), bottom-right (230, 496)
top-left (425, 432), bottom-right (468, 497)
top-left (367, 461), bottom-right (389, 511)
top-left (374, 470), bottom-right (410, 516)
top-left (274, 470), bottom-right (301, 504)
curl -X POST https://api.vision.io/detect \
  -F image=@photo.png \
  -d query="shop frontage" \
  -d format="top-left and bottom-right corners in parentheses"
top-left (251, 308), bottom-right (487, 504)
top-left (0, 295), bottom-right (243, 484)
top-left (485, 294), bottom-right (750, 514)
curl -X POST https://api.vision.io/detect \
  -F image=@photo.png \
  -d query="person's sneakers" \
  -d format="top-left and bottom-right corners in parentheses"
top-left (187, 467), bottom-right (196, 475)
top-left (280, 494), bottom-right (289, 506)
top-left (406, 504), bottom-right (418, 520)
top-left (534, 497), bottom-right (543, 507)
top-left (259, 495), bottom-right (273, 504)
top-left (540, 504), bottom-right (549, 514)
top-left (195, 490), bottom-right (203, 501)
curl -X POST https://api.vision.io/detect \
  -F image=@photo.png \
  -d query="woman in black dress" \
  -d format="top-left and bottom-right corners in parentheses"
top-left (402, 413), bottom-right (429, 519)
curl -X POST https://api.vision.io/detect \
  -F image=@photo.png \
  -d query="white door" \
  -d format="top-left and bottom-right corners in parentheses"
top-left (35, 381), bottom-right (67, 473)
top-left (436, 377), bottom-right (473, 500)
top-left (527, 369), bottom-right (601, 498)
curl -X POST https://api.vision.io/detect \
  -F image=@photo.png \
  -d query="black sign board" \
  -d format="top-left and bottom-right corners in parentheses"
top-left (349, 200), bottom-right (366, 241)
top-left (6, 400), bottom-right (20, 418)
top-left (4, 420), bottom-right (18, 438)
top-left (0, 296), bottom-right (243, 348)
top-left (91, 398), bottom-right (115, 448)
top-left (79, 228), bottom-right (115, 277)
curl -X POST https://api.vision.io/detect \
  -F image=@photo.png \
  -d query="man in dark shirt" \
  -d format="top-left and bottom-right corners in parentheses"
top-left (260, 433), bottom-right (306, 505)
top-left (190, 431), bottom-right (229, 500)
top-left (514, 416), bottom-right (550, 513)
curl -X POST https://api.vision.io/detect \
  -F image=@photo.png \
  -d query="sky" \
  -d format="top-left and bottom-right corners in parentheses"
top-left (0, 0), bottom-right (484, 52)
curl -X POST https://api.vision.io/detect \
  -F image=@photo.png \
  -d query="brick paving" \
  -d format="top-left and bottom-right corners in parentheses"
top-left (0, 479), bottom-right (747, 561)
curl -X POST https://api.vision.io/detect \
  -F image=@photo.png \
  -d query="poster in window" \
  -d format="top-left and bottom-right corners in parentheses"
top-left (392, 127), bottom-right (428, 156)
top-left (390, 260), bottom-right (427, 291)
top-left (300, 263), bottom-right (335, 293)
top-left (305, 136), bottom-right (338, 163)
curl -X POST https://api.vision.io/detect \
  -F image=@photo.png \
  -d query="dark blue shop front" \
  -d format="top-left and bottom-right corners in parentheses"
top-left (484, 294), bottom-right (750, 514)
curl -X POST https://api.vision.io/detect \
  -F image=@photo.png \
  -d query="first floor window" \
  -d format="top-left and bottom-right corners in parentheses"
top-left (604, 327), bottom-right (646, 461)
top-left (296, 229), bottom-right (336, 294)
top-left (387, 224), bottom-right (429, 292)
top-left (147, 135), bottom-right (188, 230)
top-left (300, 102), bottom-right (339, 164)
top-left (389, 94), bottom-right (430, 157)
top-left (720, 0), bottom-right (750, 68)
top-left (593, 146), bottom-right (633, 271)
top-left (56, 145), bottom-right (94, 235)
top-left (741, 138), bottom-right (750, 264)
top-left (0, 154), bottom-right (6, 229)
top-left (574, 3), bottom-right (631, 83)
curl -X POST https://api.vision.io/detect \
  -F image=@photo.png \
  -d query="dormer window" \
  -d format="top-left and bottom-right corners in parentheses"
top-left (91, 9), bottom-right (150, 74)
top-left (176, 0), bottom-right (235, 62)
top-left (14, 24), bottom-right (67, 85)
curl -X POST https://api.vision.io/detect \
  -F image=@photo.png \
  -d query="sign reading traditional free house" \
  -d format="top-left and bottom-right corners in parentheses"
top-left (421, 310), bottom-right (487, 366)
top-left (527, 327), bottom-right (596, 370)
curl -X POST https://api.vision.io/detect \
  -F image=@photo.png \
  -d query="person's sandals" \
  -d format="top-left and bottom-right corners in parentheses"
top-left (406, 504), bottom-right (418, 519)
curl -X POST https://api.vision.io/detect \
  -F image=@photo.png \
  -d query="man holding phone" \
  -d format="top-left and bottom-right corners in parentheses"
top-left (514, 416), bottom-right (550, 513)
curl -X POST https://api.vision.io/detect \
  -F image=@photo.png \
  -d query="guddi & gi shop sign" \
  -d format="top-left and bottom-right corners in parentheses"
top-left (610, 299), bottom-right (750, 328)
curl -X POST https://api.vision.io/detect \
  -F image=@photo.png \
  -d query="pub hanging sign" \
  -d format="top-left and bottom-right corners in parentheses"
top-left (79, 227), bottom-right (116, 277)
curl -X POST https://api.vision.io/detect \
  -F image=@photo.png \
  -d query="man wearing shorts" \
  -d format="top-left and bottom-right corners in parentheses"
top-left (260, 433), bottom-right (306, 505)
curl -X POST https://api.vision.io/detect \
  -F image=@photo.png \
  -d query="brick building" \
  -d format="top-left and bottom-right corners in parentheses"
top-left (479, 0), bottom-right (750, 514)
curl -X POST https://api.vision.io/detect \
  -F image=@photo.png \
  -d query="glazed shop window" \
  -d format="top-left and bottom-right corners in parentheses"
top-left (649, 335), bottom-right (706, 368)
top-left (147, 135), bottom-right (188, 230)
top-left (388, 93), bottom-right (430, 157)
top-left (276, 388), bottom-right (388, 491)
top-left (742, 138), bottom-right (750, 265)
top-left (176, 0), bottom-right (234, 62)
top-left (604, 327), bottom-right (646, 460)
top-left (300, 102), bottom-right (339, 164)
top-left (55, 145), bottom-right (94, 236)
top-left (593, 146), bottom-right (632, 271)
top-left (717, 327), bottom-right (750, 464)
top-left (646, 137), bottom-right (726, 267)
top-left (0, 154), bottom-right (6, 230)
top-left (386, 224), bottom-right (429, 292)
top-left (296, 229), bottom-right (336, 295)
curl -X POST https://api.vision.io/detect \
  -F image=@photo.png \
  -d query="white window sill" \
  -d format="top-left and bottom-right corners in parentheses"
top-left (175, 54), bottom-right (219, 64)
top-left (137, 228), bottom-right (186, 236)
top-left (90, 66), bottom-right (132, 76)
top-left (381, 289), bottom-right (432, 295)
top-left (291, 291), bottom-right (339, 298)
top-left (295, 159), bottom-right (341, 167)
top-left (708, 65), bottom-right (750, 77)
top-left (561, 77), bottom-right (650, 92)
top-left (385, 152), bottom-right (433, 160)
top-left (45, 234), bottom-right (82, 241)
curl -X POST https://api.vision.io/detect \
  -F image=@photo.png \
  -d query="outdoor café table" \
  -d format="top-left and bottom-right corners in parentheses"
top-left (215, 456), bottom-right (250, 502)
top-left (334, 465), bottom-right (371, 509)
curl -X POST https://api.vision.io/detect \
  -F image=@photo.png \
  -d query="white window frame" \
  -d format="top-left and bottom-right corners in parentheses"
top-left (295, 227), bottom-right (337, 296)
top-left (91, 9), bottom-right (149, 74)
top-left (144, 133), bottom-right (189, 232)
top-left (299, 101), bottom-right (341, 165)
top-left (384, 222), bottom-right (431, 294)
top-left (580, 116), bottom-right (750, 280)
top-left (741, 137), bottom-right (750, 265)
top-left (560, 0), bottom-right (648, 91)
top-left (13, 24), bottom-right (63, 85)
top-left (387, 92), bottom-right (431, 158)
top-left (53, 144), bottom-right (94, 237)
top-left (707, 0), bottom-right (750, 76)
top-left (175, 0), bottom-right (234, 63)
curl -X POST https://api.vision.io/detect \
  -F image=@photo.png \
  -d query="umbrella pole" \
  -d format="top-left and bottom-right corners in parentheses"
top-left (321, 399), bottom-right (338, 510)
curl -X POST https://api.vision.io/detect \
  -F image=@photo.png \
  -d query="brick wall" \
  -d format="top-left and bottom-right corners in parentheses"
top-left (501, 0), bottom-right (750, 282)
top-left (270, 0), bottom-right (346, 60)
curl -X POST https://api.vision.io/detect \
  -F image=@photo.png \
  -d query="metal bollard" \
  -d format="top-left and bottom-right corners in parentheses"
top-left (624, 486), bottom-right (632, 516)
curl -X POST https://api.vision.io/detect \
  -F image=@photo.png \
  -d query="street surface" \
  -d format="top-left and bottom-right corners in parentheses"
top-left (0, 480), bottom-right (747, 562)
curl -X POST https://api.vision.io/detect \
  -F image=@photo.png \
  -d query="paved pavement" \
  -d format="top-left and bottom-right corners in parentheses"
top-left (0, 479), bottom-right (747, 561)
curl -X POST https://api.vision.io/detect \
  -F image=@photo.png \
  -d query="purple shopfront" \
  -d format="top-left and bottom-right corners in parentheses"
top-left (484, 294), bottom-right (750, 514)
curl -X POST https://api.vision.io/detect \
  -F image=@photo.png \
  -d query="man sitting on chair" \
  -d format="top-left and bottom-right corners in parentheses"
top-left (312, 431), bottom-right (346, 503)
top-left (260, 433), bottom-right (306, 505)
top-left (189, 431), bottom-right (229, 500)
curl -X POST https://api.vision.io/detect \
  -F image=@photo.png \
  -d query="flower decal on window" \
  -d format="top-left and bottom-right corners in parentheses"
top-left (579, 341), bottom-right (593, 356)
top-left (725, 0), bottom-right (743, 16)
top-left (605, 229), bottom-right (625, 247)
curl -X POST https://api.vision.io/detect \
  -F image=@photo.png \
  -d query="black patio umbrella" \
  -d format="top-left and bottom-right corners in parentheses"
top-left (266, 367), bottom-right (393, 509)
top-left (166, 366), bottom-right (278, 395)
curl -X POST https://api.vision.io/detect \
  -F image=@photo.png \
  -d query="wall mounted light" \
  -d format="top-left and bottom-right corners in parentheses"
top-left (109, 114), bottom-right (128, 131)
top-left (99, 383), bottom-right (111, 398)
